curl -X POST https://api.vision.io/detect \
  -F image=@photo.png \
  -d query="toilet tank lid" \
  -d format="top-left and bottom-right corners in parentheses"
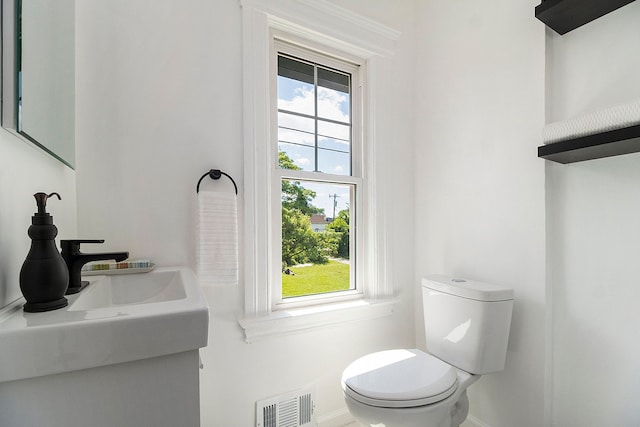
top-left (422, 275), bottom-right (514, 302)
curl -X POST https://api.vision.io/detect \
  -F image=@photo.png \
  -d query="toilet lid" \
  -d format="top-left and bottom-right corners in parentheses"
top-left (341, 349), bottom-right (458, 408)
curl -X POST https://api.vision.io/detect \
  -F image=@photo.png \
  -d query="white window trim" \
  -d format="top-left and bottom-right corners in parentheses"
top-left (239, 0), bottom-right (400, 342)
top-left (272, 39), bottom-right (364, 311)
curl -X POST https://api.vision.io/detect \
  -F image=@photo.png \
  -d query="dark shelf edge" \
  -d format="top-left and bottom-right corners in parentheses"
top-left (535, 0), bottom-right (636, 35)
top-left (538, 124), bottom-right (640, 164)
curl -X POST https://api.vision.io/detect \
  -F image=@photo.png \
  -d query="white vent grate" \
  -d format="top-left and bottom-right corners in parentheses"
top-left (256, 387), bottom-right (316, 427)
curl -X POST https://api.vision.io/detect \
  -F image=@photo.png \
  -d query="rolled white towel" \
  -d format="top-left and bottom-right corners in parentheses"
top-left (543, 99), bottom-right (640, 144)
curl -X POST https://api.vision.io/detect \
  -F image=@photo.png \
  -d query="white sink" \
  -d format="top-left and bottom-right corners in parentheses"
top-left (0, 266), bottom-right (209, 383)
top-left (70, 270), bottom-right (187, 310)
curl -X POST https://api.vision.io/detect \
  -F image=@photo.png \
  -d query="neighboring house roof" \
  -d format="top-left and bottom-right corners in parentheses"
top-left (310, 214), bottom-right (328, 224)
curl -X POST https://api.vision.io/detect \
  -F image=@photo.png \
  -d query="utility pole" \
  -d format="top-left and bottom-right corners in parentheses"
top-left (329, 193), bottom-right (340, 220)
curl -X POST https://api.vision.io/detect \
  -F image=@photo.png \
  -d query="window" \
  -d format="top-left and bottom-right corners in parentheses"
top-left (239, 0), bottom-right (399, 341)
top-left (273, 42), bottom-right (362, 309)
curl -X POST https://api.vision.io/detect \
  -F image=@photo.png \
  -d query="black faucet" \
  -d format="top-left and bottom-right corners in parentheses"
top-left (61, 239), bottom-right (129, 294)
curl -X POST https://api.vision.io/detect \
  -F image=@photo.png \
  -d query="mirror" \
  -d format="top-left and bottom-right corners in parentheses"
top-left (1, 0), bottom-right (75, 169)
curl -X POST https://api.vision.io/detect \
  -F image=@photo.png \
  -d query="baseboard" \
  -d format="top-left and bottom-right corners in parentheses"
top-left (316, 408), bottom-right (490, 427)
top-left (461, 414), bottom-right (492, 427)
top-left (317, 408), bottom-right (354, 427)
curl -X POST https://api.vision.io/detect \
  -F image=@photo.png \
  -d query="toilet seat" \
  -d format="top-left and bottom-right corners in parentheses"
top-left (341, 349), bottom-right (458, 408)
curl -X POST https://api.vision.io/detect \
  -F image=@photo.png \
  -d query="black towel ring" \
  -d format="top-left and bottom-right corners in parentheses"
top-left (196, 169), bottom-right (238, 195)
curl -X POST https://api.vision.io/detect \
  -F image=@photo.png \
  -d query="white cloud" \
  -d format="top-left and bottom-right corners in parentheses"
top-left (317, 87), bottom-right (349, 122)
top-left (279, 86), bottom-right (349, 125)
top-left (278, 86), bottom-right (315, 116)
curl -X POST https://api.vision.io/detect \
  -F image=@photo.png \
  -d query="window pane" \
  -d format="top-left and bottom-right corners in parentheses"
top-left (278, 143), bottom-right (315, 171)
top-left (278, 112), bottom-right (315, 133)
top-left (318, 136), bottom-right (349, 153)
top-left (318, 67), bottom-right (350, 93)
top-left (277, 75), bottom-right (315, 116)
top-left (278, 127), bottom-right (314, 148)
top-left (281, 180), bottom-right (353, 298)
top-left (279, 56), bottom-right (314, 85)
top-left (317, 87), bottom-right (350, 123)
top-left (318, 148), bottom-right (350, 176)
top-left (318, 120), bottom-right (350, 141)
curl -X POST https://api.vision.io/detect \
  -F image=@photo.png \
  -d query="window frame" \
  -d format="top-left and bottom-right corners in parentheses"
top-left (239, 0), bottom-right (400, 342)
top-left (271, 38), bottom-right (364, 310)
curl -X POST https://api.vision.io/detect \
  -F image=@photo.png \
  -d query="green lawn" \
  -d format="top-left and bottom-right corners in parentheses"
top-left (282, 260), bottom-right (350, 298)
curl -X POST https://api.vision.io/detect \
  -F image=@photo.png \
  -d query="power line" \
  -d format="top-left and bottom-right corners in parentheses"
top-left (329, 193), bottom-right (340, 220)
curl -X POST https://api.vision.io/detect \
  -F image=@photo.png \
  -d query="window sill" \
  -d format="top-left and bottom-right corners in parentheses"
top-left (237, 298), bottom-right (397, 343)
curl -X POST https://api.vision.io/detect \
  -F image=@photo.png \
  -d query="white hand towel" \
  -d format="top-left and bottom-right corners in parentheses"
top-left (196, 191), bottom-right (238, 286)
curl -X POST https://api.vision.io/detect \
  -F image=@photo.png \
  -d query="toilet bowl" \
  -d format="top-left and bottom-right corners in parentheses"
top-left (342, 349), bottom-right (479, 427)
top-left (341, 275), bottom-right (514, 427)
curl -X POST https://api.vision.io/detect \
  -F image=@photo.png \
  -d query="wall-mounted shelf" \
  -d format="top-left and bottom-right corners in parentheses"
top-left (538, 124), bottom-right (640, 163)
top-left (535, 0), bottom-right (636, 35)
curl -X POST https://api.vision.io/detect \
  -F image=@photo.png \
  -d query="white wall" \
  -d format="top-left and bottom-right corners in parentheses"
top-left (413, 1), bottom-right (546, 426)
top-left (75, 0), bottom-right (416, 425)
top-left (546, 2), bottom-right (640, 426)
top-left (0, 131), bottom-right (76, 309)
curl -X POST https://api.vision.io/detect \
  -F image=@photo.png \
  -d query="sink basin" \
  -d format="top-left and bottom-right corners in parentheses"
top-left (70, 270), bottom-right (187, 310)
top-left (0, 266), bottom-right (209, 383)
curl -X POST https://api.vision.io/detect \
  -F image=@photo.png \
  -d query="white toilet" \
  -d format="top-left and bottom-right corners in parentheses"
top-left (342, 275), bottom-right (514, 427)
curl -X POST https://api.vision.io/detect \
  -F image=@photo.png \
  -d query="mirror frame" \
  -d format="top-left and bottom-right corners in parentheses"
top-left (1, 0), bottom-right (75, 169)
top-left (1, 0), bottom-right (19, 130)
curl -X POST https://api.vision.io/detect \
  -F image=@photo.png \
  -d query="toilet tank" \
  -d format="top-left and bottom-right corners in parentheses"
top-left (422, 275), bottom-right (514, 375)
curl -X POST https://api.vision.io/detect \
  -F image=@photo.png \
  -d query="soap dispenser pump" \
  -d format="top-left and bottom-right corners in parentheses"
top-left (19, 192), bottom-right (69, 312)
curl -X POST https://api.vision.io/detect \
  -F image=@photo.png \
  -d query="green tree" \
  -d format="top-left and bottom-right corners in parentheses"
top-left (279, 152), bottom-right (323, 216)
top-left (279, 151), bottom-right (331, 267)
top-left (282, 207), bottom-right (318, 265)
top-left (278, 151), bottom-right (298, 170)
top-left (327, 209), bottom-right (350, 259)
top-left (281, 207), bottom-right (337, 266)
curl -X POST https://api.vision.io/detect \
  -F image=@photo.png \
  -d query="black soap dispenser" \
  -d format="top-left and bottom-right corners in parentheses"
top-left (19, 192), bottom-right (69, 312)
